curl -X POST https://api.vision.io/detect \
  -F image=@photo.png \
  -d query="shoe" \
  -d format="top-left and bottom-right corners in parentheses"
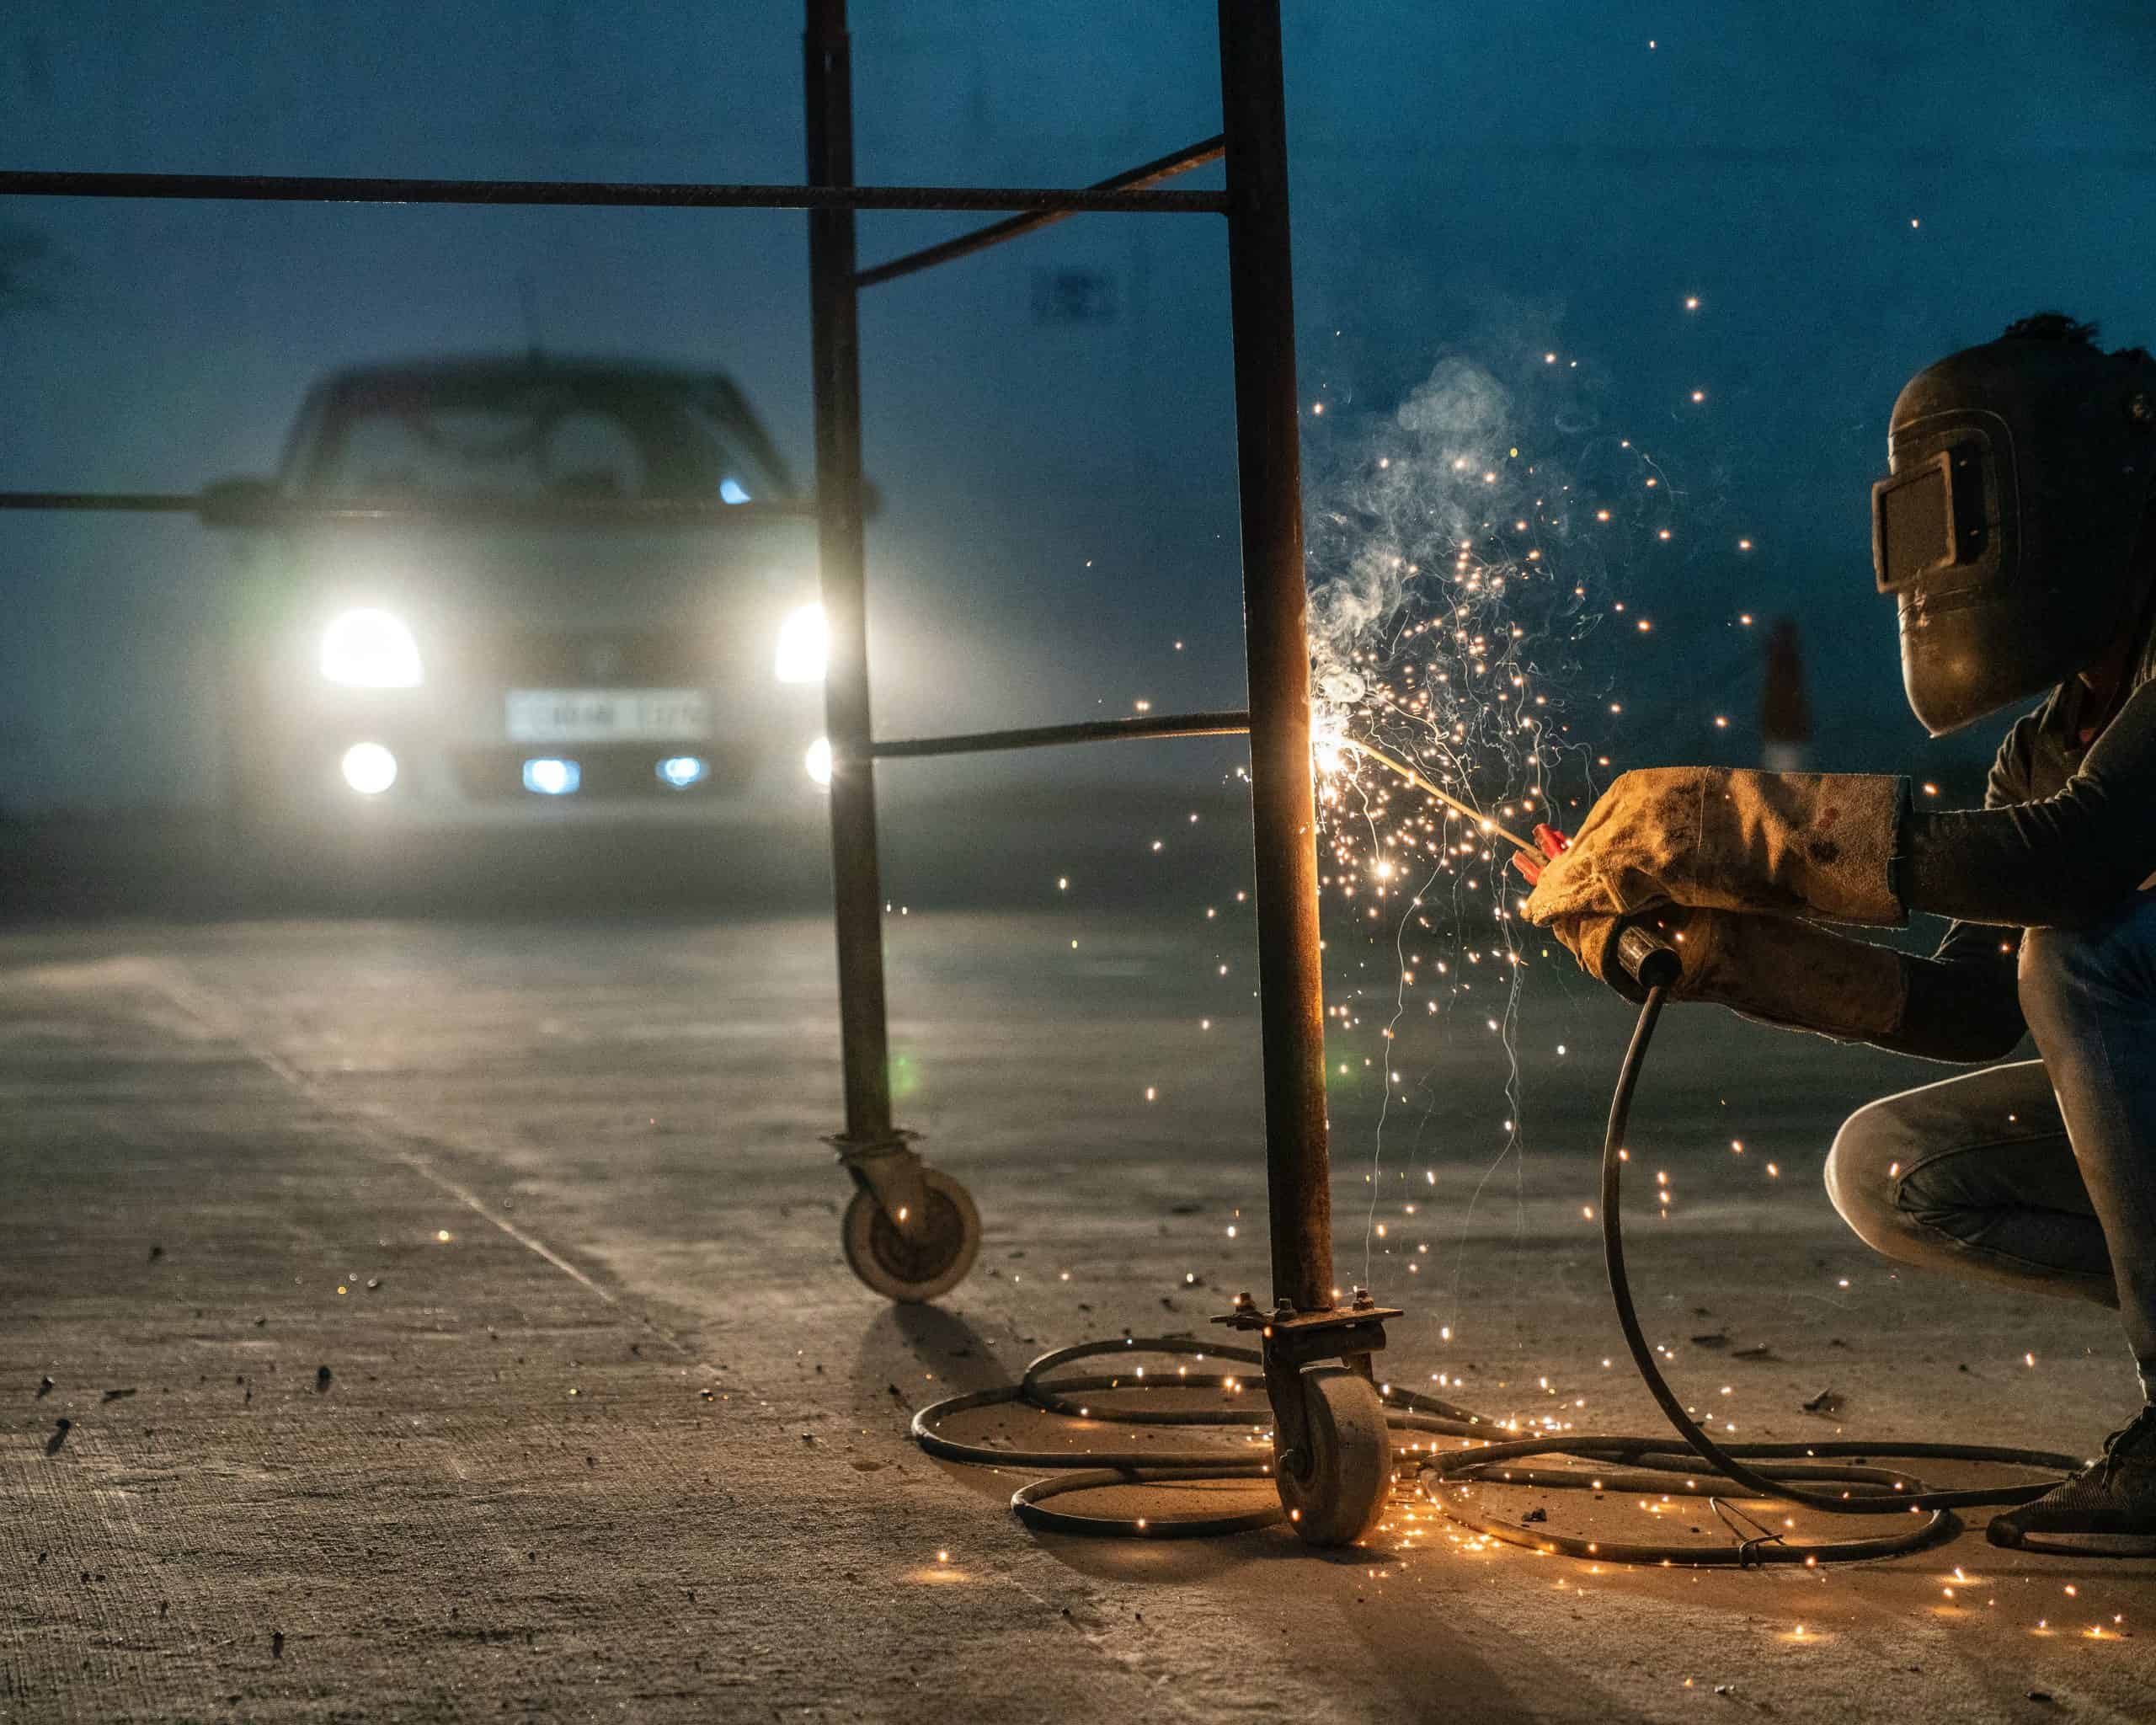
top-left (1988, 1405), bottom-right (2156, 1556)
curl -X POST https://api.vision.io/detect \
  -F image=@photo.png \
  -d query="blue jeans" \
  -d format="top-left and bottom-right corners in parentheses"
top-left (1825, 894), bottom-right (2156, 1397)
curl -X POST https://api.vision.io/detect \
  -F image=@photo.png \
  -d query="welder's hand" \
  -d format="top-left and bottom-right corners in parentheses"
top-left (1523, 767), bottom-right (1906, 928)
top-left (1542, 907), bottom-right (1908, 1041)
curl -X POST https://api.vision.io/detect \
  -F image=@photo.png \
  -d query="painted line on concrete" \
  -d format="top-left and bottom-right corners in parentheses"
top-left (140, 957), bottom-right (641, 1318)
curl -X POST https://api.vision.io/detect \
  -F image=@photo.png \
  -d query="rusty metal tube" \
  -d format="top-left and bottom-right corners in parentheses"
top-left (0, 491), bottom-right (818, 526)
top-left (856, 136), bottom-right (1225, 288)
top-left (872, 710), bottom-right (1250, 759)
top-left (0, 167), bottom-right (1224, 215)
top-left (1218, 0), bottom-right (1332, 1315)
top-left (806, 0), bottom-right (895, 1148)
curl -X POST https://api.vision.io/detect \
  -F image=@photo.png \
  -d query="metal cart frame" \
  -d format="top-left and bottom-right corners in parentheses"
top-left (1, 0), bottom-right (1398, 1544)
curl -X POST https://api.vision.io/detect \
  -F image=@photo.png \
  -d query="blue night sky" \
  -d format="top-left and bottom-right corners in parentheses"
top-left (3, 3), bottom-right (2153, 809)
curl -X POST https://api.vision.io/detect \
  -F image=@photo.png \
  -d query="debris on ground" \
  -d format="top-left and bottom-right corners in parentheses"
top-left (45, 1418), bottom-right (71, 1454)
top-left (1801, 1387), bottom-right (1844, 1417)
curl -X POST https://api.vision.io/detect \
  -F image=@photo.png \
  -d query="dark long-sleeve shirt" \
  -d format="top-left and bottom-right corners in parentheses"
top-left (1877, 654), bottom-right (2156, 1062)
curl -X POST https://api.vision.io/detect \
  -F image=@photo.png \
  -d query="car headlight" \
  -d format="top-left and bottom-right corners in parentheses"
top-left (321, 608), bottom-right (423, 688)
top-left (805, 736), bottom-right (833, 787)
top-left (774, 603), bottom-right (828, 685)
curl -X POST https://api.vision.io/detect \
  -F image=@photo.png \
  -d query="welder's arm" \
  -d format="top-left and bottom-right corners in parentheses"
top-left (1886, 917), bottom-right (2026, 1062)
top-left (1549, 909), bottom-right (1903, 1043)
top-left (1901, 676), bottom-right (2156, 928)
top-left (1548, 908), bottom-right (2023, 1060)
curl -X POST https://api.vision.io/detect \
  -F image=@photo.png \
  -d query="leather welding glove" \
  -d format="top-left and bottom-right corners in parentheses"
top-left (1542, 908), bottom-right (1908, 1042)
top-left (1524, 768), bottom-right (1906, 928)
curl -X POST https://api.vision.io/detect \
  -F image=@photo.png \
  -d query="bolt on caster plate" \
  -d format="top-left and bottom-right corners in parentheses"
top-left (841, 1166), bottom-right (980, 1303)
top-left (1273, 1365), bottom-right (1392, 1547)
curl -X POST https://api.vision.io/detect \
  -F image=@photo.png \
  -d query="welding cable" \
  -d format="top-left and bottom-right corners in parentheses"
top-left (913, 987), bottom-right (2079, 1561)
top-left (911, 1338), bottom-right (1283, 1537)
top-left (1416, 985), bottom-right (2080, 1566)
top-left (912, 1337), bottom-right (1489, 1538)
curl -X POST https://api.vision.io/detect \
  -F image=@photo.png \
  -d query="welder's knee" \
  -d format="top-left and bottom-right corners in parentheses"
top-left (1823, 1096), bottom-right (1924, 1261)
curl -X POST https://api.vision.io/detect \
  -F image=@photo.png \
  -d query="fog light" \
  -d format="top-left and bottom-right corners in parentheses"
top-left (340, 741), bottom-right (398, 795)
top-left (804, 737), bottom-right (833, 788)
top-left (523, 757), bottom-right (580, 796)
top-left (657, 755), bottom-right (707, 789)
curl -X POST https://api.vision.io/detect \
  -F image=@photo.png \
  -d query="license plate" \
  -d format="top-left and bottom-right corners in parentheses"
top-left (504, 688), bottom-right (712, 744)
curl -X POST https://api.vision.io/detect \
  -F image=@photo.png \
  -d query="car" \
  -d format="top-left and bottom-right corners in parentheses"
top-left (213, 355), bottom-right (833, 834)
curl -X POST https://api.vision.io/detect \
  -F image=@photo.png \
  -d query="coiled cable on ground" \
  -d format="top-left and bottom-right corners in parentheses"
top-left (912, 986), bottom-right (2080, 1563)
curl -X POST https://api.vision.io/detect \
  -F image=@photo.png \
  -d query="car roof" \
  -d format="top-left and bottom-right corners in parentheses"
top-left (317, 353), bottom-right (738, 393)
top-left (291, 354), bottom-right (802, 498)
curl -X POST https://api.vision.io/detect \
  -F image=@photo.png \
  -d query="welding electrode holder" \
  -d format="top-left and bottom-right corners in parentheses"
top-left (1514, 821), bottom-right (1679, 996)
top-left (1614, 920), bottom-right (1683, 991)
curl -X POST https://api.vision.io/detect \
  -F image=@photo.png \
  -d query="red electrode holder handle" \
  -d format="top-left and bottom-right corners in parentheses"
top-left (1512, 823), bottom-right (1682, 990)
top-left (1508, 823), bottom-right (1570, 887)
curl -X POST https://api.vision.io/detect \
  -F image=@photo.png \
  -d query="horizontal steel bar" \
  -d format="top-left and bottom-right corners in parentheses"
top-left (870, 710), bottom-right (1251, 760)
top-left (0, 169), bottom-right (1227, 216)
top-left (857, 135), bottom-right (1225, 288)
top-left (0, 491), bottom-right (199, 514)
top-left (0, 490), bottom-right (817, 527)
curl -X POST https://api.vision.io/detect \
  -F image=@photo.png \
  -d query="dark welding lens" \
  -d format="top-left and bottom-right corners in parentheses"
top-left (1872, 452), bottom-right (1955, 591)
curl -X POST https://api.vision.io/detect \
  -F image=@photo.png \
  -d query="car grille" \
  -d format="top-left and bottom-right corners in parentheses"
top-left (484, 628), bottom-right (703, 686)
top-left (451, 743), bottom-right (756, 800)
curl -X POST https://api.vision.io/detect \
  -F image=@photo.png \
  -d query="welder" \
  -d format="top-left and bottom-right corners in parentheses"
top-left (1525, 312), bottom-right (2156, 1555)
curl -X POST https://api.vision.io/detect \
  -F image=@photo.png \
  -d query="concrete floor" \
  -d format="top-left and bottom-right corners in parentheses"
top-left (4, 909), bottom-right (2153, 1722)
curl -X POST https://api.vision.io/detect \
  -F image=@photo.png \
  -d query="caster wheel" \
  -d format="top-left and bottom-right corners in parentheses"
top-left (1274, 1365), bottom-right (1392, 1547)
top-left (841, 1167), bottom-right (981, 1304)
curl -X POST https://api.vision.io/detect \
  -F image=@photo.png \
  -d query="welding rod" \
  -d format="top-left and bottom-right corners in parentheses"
top-left (1350, 740), bottom-right (1684, 985)
top-left (1345, 740), bottom-right (1538, 857)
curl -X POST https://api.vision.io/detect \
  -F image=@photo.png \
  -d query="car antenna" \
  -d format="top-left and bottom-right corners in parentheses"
top-left (515, 266), bottom-right (547, 366)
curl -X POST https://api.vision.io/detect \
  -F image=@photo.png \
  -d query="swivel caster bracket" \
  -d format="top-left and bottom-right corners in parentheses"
top-left (1215, 1291), bottom-right (1402, 1547)
top-left (829, 1128), bottom-right (930, 1236)
top-left (831, 1131), bottom-right (981, 1305)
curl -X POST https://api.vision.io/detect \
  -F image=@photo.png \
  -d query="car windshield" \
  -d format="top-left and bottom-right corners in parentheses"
top-left (300, 374), bottom-right (789, 503)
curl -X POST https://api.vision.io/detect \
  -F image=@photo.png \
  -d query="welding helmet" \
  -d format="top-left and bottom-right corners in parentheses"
top-left (1871, 319), bottom-right (2156, 735)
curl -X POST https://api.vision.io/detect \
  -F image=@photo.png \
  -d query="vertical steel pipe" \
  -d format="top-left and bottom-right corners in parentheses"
top-left (1218, 1), bottom-right (1332, 1313)
top-left (805, 0), bottom-right (895, 1147)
